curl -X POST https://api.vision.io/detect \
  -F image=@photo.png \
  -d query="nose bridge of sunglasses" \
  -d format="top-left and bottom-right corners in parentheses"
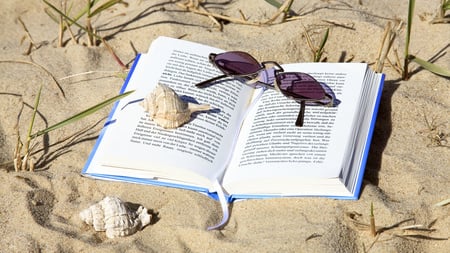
top-left (242, 66), bottom-right (278, 89)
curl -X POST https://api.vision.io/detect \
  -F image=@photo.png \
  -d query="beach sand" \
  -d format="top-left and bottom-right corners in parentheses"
top-left (0, 0), bottom-right (449, 252)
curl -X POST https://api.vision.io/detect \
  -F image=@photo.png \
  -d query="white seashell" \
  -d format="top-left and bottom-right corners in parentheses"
top-left (140, 83), bottom-right (211, 129)
top-left (80, 196), bottom-right (151, 239)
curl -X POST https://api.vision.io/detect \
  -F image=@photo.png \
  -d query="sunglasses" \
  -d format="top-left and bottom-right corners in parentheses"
top-left (195, 51), bottom-right (334, 127)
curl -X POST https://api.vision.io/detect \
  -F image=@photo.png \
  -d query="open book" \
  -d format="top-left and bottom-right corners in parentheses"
top-left (82, 36), bottom-right (384, 228)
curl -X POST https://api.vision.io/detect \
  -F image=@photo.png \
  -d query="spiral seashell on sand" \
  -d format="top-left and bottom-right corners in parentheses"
top-left (79, 196), bottom-right (151, 239)
top-left (140, 83), bottom-right (211, 129)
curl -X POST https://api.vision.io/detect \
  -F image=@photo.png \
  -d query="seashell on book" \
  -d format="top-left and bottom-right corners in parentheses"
top-left (80, 196), bottom-right (151, 238)
top-left (140, 83), bottom-right (211, 129)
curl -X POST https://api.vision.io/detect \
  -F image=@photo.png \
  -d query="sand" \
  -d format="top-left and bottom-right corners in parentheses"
top-left (0, 0), bottom-right (449, 252)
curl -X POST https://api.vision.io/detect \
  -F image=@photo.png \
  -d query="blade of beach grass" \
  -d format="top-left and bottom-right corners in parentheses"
top-left (86, 0), bottom-right (94, 46)
top-left (16, 84), bottom-right (43, 171)
top-left (58, 2), bottom-right (64, 47)
top-left (30, 90), bottom-right (134, 139)
top-left (43, 0), bottom-right (123, 37)
top-left (429, 0), bottom-right (449, 24)
top-left (44, 0), bottom-right (88, 31)
top-left (43, 0), bottom-right (95, 39)
top-left (23, 84), bottom-right (43, 159)
top-left (444, 0), bottom-right (450, 10)
top-left (303, 27), bottom-right (329, 62)
top-left (438, 0), bottom-right (450, 18)
top-left (43, 0), bottom-right (127, 68)
top-left (401, 0), bottom-right (448, 78)
top-left (264, 0), bottom-right (295, 24)
top-left (47, 0), bottom-right (126, 26)
top-left (89, 0), bottom-right (127, 17)
top-left (403, 0), bottom-right (415, 80)
top-left (264, 0), bottom-right (296, 18)
top-left (4, 89), bottom-right (132, 171)
top-left (264, 0), bottom-right (283, 8)
top-left (369, 202), bottom-right (377, 237)
top-left (409, 55), bottom-right (450, 77)
top-left (315, 28), bottom-right (329, 62)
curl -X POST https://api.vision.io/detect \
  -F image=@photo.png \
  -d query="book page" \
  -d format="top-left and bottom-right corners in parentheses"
top-left (84, 37), bottom-right (254, 188)
top-left (222, 63), bottom-right (369, 195)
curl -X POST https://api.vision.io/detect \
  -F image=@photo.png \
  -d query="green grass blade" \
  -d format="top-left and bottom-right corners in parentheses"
top-left (403, 0), bottom-right (415, 79)
top-left (69, 0), bottom-right (96, 24)
top-left (69, 0), bottom-right (100, 23)
top-left (264, 0), bottom-right (283, 8)
top-left (284, 0), bottom-right (294, 13)
top-left (68, 0), bottom-right (122, 20)
top-left (43, 0), bottom-right (99, 39)
top-left (90, 0), bottom-right (124, 17)
top-left (43, 0), bottom-right (84, 29)
top-left (405, 0), bottom-right (415, 58)
top-left (87, 0), bottom-right (92, 18)
top-left (409, 55), bottom-right (450, 77)
top-left (44, 8), bottom-right (59, 23)
top-left (264, 0), bottom-right (295, 16)
top-left (318, 28), bottom-right (329, 51)
top-left (43, 0), bottom-right (92, 27)
top-left (443, 0), bottom-right (450, 10)
top-left (28, 85), bottom-right (43, 138)
top-left (30, 90), bottom-right (134, 139)
top-left (26, 85), bottom-right (43, 151)
top-left (315, 28), bottom-right (329, 62)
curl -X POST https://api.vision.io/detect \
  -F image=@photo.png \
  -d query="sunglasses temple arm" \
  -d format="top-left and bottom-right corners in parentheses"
top-left (195, 74), bottom-right (228, 88)
top-left (295, 101), bottom-right (306, 127)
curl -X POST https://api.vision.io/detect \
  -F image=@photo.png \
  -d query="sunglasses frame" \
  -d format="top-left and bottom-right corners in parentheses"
top-left (195, 51), bottom-right (334, 127)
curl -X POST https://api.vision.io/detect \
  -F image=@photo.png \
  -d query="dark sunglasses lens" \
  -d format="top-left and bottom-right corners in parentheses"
top-left (277, 73), bottom-right (325, 100)
top-left (214, 52), bottom-right (261, 75)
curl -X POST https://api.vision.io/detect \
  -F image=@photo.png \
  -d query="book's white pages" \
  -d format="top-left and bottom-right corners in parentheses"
top-left (83, 37), bottom-right (255, 192)
top-left (82, 36), bottom-right (385, 201)
top-left (223, 63), bottom-right (384, 199)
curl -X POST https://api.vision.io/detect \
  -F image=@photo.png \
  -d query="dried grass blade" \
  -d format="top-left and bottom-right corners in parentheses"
top-left (435, 198), bottom-right (450, 206)
top-left (264, 0), bottom-right (294, 24)
top-left (0, 60), bottom-right (65, 98)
